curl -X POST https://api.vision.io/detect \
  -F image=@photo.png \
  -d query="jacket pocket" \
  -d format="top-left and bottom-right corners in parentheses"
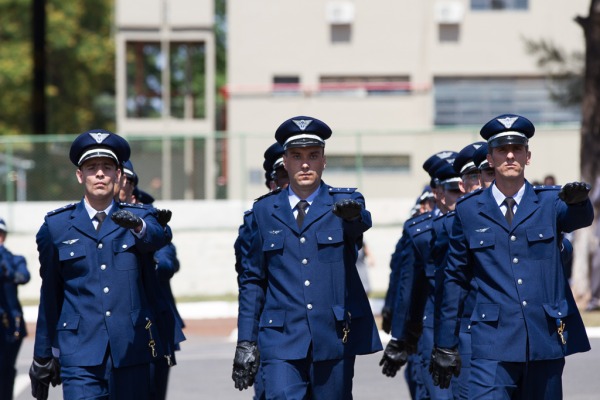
top-left (317, 229), bottom-right (344, 263)
top-left (56, 314), bottom-right (81, 355)
top-left (526, 226), bottom-right (555, 260)
top-left (468, 233), bottom-right (495, 251)
top-left (113, 236), bottom-right (138, 270)
top-left (259, 310), bottom-right (285, 329)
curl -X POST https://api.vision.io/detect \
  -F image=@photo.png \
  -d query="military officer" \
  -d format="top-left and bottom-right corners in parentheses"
top-left (0, 218), bottom-right (30, 399)
top-left (29, 129), bottom-right (170, 400)
top-left (430, 114), bottom-right (593, 399)
top-left (232, 116), bottom-right (382, 399)
top-left (380, 153), bottom-right (459, 400)
top-left (472, 142), bottom-right (495, 186)
top-left (120, 159), bottom-right (185, 400)
top-left (432, 142), bottom-right (486, 400)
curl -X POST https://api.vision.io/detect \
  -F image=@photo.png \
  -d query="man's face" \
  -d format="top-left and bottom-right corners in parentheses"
top-left (283, 146), bottom-right (326, 193)
top-left (459, 171), bottom-right (481, 194)
top-left (487, 144), bottom-right (530, 181)
top-left (441, 188), bottom-right (463, 211)
top-left (119, 176), bottom-right (136, 203)
top-left (480, 168), bottom-right (495, 188)
top-left (273, 167), bottom-right (290, 189)
top-left (76, 157), bottom-right (121, 202)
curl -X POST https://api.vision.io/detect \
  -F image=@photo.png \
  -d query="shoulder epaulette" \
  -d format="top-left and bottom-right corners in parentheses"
top-left (46, 203), bottom-right (76, 216)
top-left (255, 188), bottom-right (281, 202)
top-left (533, 184), bottom-right (561, 192)
top-left (456, 187), bottom-right (484, 205)
top-left (328, 187), bottom-right (357, 194)
top-left (243, 208), bottom-right (253, 216)
top-left (407, 211), bottom-right (433, 227)
top-left (119, 202), bottom-right (146, 209)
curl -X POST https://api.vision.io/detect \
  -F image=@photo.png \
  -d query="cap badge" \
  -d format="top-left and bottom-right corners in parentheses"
top-left (292, 119), bottom-right (313, 131)
top-left (436, 151), bottom-right (454, 159)
top-left (89, 132), bottom-right (110, 143)
top-left (497, 116), bottom-right (518, 129)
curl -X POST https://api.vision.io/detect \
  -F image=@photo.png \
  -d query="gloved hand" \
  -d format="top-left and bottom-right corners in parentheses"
top-left (232, 341), bottom-right (259, 390)
top-left (381, 307), bottom-right (392, 334)
top-left (379, 339), bottom-right (409, 377)
top-left (429, 347), bottom-right (461, 389)
top-left (30, 357), bottom-right (61, 400)
top-left (156, 209), bottom-right (172, 227)
top-left (558, 182), bottom-right (591, 205)
top-left (332, 199), bottom-right (362, 221)
top-left (111, 209), bottom-right (143, 230)
top-left (404, 321), bottom-right (423, 355)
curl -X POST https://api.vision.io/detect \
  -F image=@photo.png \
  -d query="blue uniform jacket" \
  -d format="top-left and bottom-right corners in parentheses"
top-left (34, 200), bottom-right (169, 368)
top-left (437, 182), bottom-right (593, 362)
top-left (237, 182), bottom-right (382, 362)
top-left (390, 212), bottom-right (434, 338)
top-left (1, 248), bottom-right (30, 342)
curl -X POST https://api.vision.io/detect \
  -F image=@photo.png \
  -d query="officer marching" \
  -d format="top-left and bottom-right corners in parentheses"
top-left (232, 116), bottom-right (382, 399)
top-left (430, 114), bottom-right (593, 399)
top-left (29, 129), bottom-right (170, 400)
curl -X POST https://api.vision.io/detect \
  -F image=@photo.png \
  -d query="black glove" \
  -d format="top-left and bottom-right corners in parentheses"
top-left (379, 339), bottom-right (409, 377)
top-left (404, 321), bottom-right (423, 355)
top-left (429, 347), bottom-right (461, 389)
top-left (156, 209), bottom-right (172, 227)
top-left (111, 209), bottom-right (143, 230)
top-left (332, 199), bottom-right (362, 221)
top-left (381, 307), bottom-right (392, 334)
top-left (558, 182), bottom-right (591, 205)
top-left (232, 341), bottom-right (259, 391)
top-left (30, 357), bottom-right (61, 400)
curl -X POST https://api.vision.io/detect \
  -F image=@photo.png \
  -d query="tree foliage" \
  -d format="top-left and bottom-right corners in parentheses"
top-left (0, 0), bottom-right (115, 135)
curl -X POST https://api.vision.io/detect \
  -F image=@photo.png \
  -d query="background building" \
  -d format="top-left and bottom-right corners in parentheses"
top-left (227, 0), bottom-right (587, 200)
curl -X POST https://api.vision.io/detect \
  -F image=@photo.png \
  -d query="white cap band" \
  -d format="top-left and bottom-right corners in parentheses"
top-left (460, 161), bottom-right (476, 174)
top-left (283, 133), bottom-right (324, 148)
top-left (78, 148), bottom-right (119, 166)
top-left (488, 130), bottom-right (527, 143)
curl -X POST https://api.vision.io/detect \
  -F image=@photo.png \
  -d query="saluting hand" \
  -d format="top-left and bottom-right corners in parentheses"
top-left (156, 209), bottom-right (172, 227)
top-left (111, 209), bottom-right (143, 230)
top-left (559, 181), bottom-right (591, 205)
top-left (332, 199), bottom-right (362, 221)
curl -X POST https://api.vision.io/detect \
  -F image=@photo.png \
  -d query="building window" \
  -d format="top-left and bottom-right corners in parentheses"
top-left (326, 154), bottom-right (411, 173)
top-left (126, 41), bottom-right (206, 119)
top-left (126, 42), bottom-right (163, 118)
top-left (434, 77), bottom-right (580, 126)
top-left (273, 76), bottom-right (301, 96)
top-left (331, 24), bottom-right (352, 43)
top-left (170, 42), bottom-right (206, 119)
top-left (471, 0), bottom-right (528, 10)
top-left (319, 76), bottom-right (411, 96)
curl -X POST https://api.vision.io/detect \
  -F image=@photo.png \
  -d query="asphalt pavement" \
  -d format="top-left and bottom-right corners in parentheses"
top-left (14, 323), bottom-right (600, 400)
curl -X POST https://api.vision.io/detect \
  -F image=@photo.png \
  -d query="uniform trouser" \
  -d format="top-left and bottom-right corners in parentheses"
top-left (61, 347), bottom-right (150, 400)
top-left (149, 358), bottom-right (171, 400)
top-left (420, 326), bottom-right (453, 400)
top-left (0, 338), bottom-right (23, 400)
top-left (403, 356), bottom-right (418, 400)
top-left (261, 355), bottom-right (356, 400)
top-left (253, 363), bottom-right (266, 400)
top-left (452, 330), bottom-right (472, 400)
top-left (469, 357), bottom-right (565, 400)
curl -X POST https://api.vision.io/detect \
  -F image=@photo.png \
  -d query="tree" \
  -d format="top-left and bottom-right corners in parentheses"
top-left (0, 0), bottom-right (115, 136)
top-left (576, 0), bottom-right (600, 185)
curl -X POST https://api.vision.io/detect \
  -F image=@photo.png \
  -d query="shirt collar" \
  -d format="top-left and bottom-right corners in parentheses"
top-left (83, 199), bottom-right (114, 220)
top-left (491, 182), bottom-right (526, 206)
top-left (288, 185), bottom-right (321, 210)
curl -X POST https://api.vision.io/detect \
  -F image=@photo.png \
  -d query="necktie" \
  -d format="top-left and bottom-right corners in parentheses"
top-left (95, 211), bottom-right (107, 232)
top-left (296, 200), bottom-right (308, 228)
top-left (504, 197), bottom-right (516, 225)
